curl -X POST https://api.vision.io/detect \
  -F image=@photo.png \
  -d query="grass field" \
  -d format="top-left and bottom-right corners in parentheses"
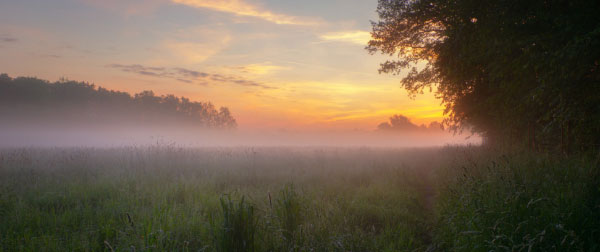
top-left (0, 146), bottom-right (598, 251)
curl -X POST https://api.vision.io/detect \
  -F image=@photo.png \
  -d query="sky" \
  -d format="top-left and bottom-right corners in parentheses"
top-left (0, 0), bottom-right (444, 131)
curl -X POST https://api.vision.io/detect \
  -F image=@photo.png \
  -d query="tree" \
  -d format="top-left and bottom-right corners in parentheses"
top-left (0, 74), bottom-right (237, 129)
top-left (377, 114), bottom-right (443, 132)
top-left (368, 0), bottom-right (600, 150)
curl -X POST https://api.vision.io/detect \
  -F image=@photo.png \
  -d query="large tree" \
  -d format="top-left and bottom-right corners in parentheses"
top-left (368, 0), bottom-right (600, 150)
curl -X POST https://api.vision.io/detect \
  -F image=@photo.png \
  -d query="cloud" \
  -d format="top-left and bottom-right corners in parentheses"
top-left (174, 67), bottom-right (210, 78)
top-left (165, 40), bottom-right (229, 64)
top-left (107, 64), bottom-right (274, 89)
top-left (0, 34), bottom-right (18, 43)
top-left (161, 27), bottom-right (232, 64)
top-left (171, 0), bottom-right (318, 25)
top-left (233, 63), bottom-right (291, 75)
top-left (319, 31), bottom-right (372, 45)
top-left (33, 53), bottom-right (62, 59)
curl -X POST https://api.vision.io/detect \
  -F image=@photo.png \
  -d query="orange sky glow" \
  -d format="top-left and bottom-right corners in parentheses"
top-left (0, 0), bottom-right (445, 131)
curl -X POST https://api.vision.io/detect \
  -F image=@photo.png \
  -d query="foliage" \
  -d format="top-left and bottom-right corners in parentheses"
top-left (433, 147), bottom-right (600, 251)
top-left (378, 114), bottom-right (444, 132)
top-left (0, 73), bottom-right (237, 129)
top-left (368, 0), bottom-right (600, 150)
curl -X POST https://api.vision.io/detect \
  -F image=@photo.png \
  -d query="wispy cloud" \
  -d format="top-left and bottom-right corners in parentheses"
top-left (171, 0), bottom-right (318, 25)
top-left (160, 26), bottom-right (232, 64)
top-left (0, 34), bottom-right (18, 43)
top-left (165, 40), bottom-right (229, 64)
top-left (107, 64), bottom-right (274, 89)
top-left (232, 63), bottom-right (291, 75)
top-left (319, 31), bottom-right (372, 45)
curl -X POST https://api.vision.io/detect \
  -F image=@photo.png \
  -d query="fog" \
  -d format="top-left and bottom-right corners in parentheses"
top-left (0, 120), bottom-right (479, 147)
top-left (0, 75), bottom-right (480, 147)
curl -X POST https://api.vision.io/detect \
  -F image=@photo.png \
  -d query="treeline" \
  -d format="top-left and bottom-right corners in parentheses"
top-left (0, 74), bottom-right (237, 129)
top-left (377, 114), bottom-right (443, 132)
top-left (369, 0), bottom-right (600, 153)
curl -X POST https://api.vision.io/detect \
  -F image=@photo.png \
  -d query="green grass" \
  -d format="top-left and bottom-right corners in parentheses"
top-left (432, 147), bottom-right (600, 251)
top-left (211, 195), bottom-right (257, 252)
top-left (0, 146), bottom-right (598, 251)
top-left (0, 147), bottom-right (433, 251)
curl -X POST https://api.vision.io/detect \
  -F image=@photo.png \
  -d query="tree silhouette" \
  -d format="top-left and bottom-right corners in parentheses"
top-left (368, 0), bottom-right (600, 150)
top-left (0, 74), bottom-right (237, 129)
top-left (378, 114), bottom-right (443, 132)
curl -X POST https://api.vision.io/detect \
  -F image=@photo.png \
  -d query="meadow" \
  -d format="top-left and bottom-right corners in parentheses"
top-left (0, 145), bottom-right (598, 251)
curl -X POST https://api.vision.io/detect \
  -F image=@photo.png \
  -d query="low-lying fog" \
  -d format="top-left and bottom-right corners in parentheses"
top-left (0, 76), bottom-right (480, 147)
top-left (0, 122), bottom-right (480, 147)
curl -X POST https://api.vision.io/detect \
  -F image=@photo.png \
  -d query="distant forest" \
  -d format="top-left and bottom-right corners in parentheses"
top-left (0, 74), bottom-right (237, 129)
top-left (377, 114), bottom-right (444, 132)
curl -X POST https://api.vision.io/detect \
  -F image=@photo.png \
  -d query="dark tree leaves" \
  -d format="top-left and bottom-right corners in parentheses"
top-left (368, 0), bottom-right (600, 150)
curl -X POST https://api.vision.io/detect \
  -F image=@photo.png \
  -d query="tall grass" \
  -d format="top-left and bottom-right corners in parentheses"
top-left (1, 146), bottom-right (597, 251)
top-left (211, 195), bottom-right (257, 252)
top-left (274, 185), bottom-right (302, 245)
top-left (0, 146), bottom-right (434, 251)
top-left (432, 147), bottom-right (600, 251)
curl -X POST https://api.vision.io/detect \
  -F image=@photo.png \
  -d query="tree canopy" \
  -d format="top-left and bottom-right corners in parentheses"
top-left (0, 74), bottom-right (237, 129)
top-left (368, 0), bottom-right (600, 150)
top-left (377, 114), bottom-right (443, 132)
